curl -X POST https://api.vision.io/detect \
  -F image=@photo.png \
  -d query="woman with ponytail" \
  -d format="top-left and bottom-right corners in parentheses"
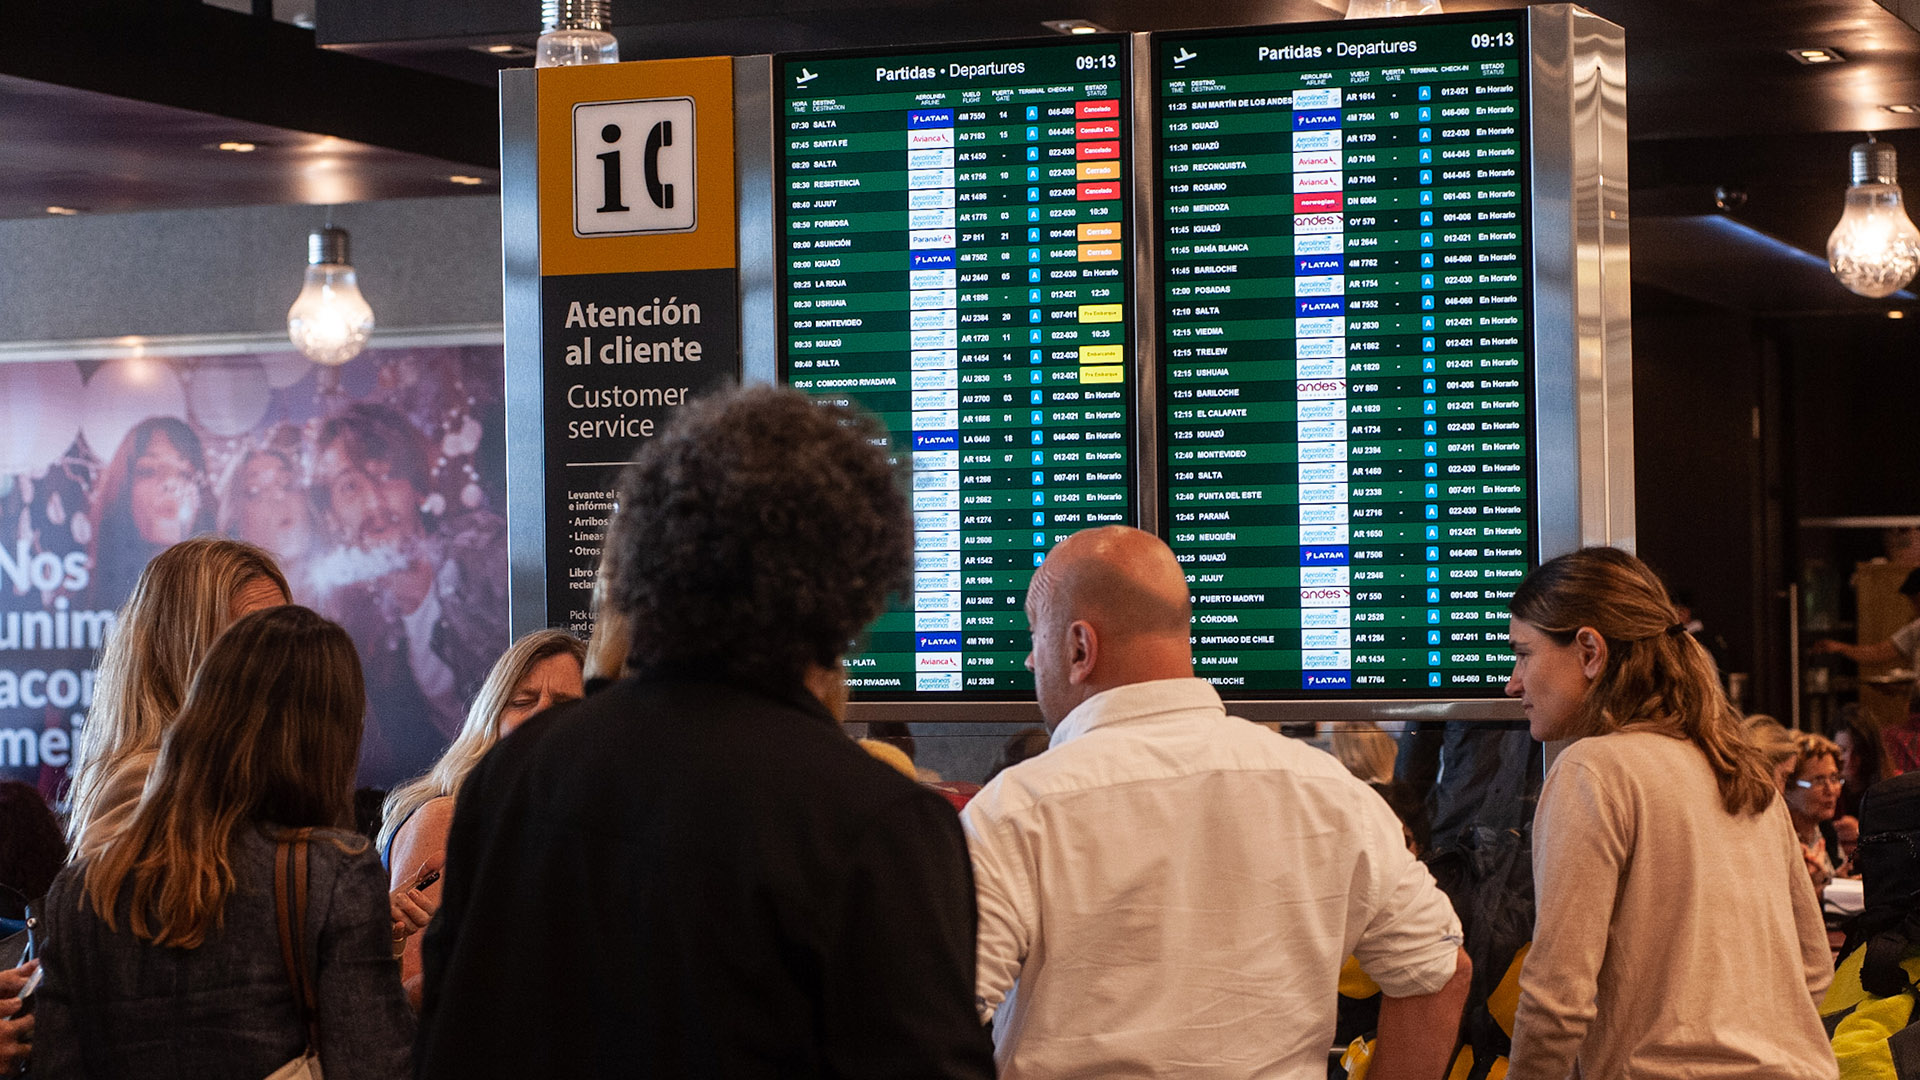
top-left (1505, 547), bottom-right (1836, 1079)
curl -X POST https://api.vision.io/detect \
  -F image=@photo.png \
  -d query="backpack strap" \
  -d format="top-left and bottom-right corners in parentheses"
top-left (273, 829), bottom-right (321, 1052)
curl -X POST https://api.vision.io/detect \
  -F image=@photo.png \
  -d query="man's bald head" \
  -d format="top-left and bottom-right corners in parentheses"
top-left (1025, 527), bottom-right (1194, 727)
top-left (1031, 526), bottom-right (1191, 641)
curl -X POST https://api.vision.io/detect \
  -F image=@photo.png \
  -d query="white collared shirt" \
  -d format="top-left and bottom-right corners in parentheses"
top-left (961, 678), bottom-right (1462, 1080)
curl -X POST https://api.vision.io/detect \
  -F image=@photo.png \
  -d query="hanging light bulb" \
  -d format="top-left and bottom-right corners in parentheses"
top-left (1346, 0), bottom-right (1441, 18)
top-left (286, 226), bottom-right (375, 366)
top-left (536, 0), bottom-right (618, 68)
top-left (1828, 138), bottom-right (1920, 298)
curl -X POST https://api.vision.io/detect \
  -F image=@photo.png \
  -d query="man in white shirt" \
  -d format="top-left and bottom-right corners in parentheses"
top-left (962, 526), bottom-right (1471, 1080)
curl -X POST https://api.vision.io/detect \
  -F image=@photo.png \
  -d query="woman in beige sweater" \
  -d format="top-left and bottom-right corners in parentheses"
top-left (1505, 547), bottom-right (1836, 1080)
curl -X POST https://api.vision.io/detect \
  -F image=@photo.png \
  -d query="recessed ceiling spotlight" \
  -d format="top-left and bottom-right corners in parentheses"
top-left (470, 42), bottom-right (536, 58)
top-left (449, 175), bottom-right (486, 186)
top-left (1788, 47), bottom-right (1846, 65)
top-left (218, 141), bottom-right (258, 153)
top-left (1043, 19), bottom-right (1107, 34)
top-left (45, 206), bottom-right (81, 216)
top-left (1884, 104), bottom-right (1920, 115)
top-left (1891, 310), bottom-right (1909, 319)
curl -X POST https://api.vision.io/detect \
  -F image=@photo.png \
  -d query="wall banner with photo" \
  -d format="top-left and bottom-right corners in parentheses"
top-left (0, 328), bottom-right (508, 795)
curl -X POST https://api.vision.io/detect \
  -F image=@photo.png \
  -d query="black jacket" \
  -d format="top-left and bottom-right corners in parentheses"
top-left (415, 673), bottom-right (995, 1080)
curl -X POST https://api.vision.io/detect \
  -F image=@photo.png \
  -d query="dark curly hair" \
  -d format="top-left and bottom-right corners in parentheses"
top-left (611, 385), bottom-right (911, 687)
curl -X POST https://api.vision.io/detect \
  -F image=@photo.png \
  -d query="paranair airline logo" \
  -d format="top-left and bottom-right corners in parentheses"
top-left (573, 97), bottom-right (696, 237)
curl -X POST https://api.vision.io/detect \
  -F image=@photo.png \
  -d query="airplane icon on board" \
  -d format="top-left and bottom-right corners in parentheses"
top-left (796, 68), bottom-right (819, 84)
top-left (1173, 47), bottom-right (1198, 67)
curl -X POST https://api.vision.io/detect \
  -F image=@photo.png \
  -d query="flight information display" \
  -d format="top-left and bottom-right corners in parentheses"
top-left (1155, 14), bottom-right (1536, 697)
top-left (778, 38), bottom-right (1136, 696)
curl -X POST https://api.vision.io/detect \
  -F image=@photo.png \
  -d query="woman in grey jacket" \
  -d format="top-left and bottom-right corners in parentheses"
top-left (34, 605), bottom-right (413, 1079)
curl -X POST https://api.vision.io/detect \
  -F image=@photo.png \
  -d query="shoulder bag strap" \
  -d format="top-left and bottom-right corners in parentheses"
top-left (274, 828), bottom-right (321, 1052)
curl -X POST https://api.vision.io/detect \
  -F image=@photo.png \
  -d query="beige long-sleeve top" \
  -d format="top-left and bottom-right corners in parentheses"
top-left (1510, 730), bottom-right (1838, 1080)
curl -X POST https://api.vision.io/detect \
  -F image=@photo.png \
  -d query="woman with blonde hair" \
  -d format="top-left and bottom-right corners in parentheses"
top-left (1505, 547), bottom-right (1835, 1080)
top-left (1785, 731), bottom-right (1847, 889)
top-left (580, 512), bottom-right (635, 695)
top-left (35, 605), bottom-right (412, 1078)
top-left (1744, 713), bottom-right (1800, 791)
top-left (1327, 721), bottom-right (1399, 784)
top-left (380, 629), bottom-right (585, 1004)
top-left (68, 536), bottom-right (289, 859)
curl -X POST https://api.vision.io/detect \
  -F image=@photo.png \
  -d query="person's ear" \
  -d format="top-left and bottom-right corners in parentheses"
top-left (1574, 627), bottom-right (1608, 680)
top-left (1065, 620), bottom-right (1098, 686)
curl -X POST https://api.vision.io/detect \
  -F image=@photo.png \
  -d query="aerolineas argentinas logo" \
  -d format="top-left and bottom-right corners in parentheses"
top-left (573, 97), bottom-right (696, 236)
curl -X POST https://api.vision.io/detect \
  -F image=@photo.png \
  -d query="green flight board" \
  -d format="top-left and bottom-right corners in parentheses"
top-left (777, 37), bottom-right (1137, 697)
top-left (1155, 13), bottom-right (1536, 697)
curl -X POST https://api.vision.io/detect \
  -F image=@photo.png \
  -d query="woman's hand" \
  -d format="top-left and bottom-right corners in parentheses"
top-left (389, 852), bottom-right (446, 953)
top-left (1801, 844), bottom-right (1832, 892)
top-left (0, 961), bottom-right (39, 1075)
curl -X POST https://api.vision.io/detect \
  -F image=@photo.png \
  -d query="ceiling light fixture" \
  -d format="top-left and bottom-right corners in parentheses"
top-left (1890, 310), bottom-right (1908, 319)
top-left (1042, 19), bottom-right (1106, 34)
top-left (217, 141), bottom-right (257, 153)
top-left (287, 225), bottom-right (376, 366)
top-left (1883, 104), bottom-right (1920, 115)
top-left (44, 206), bottom-right (80, 216)
top-left (1346, 0), bottom-right (1442, 17)
top-left (1827, 137), bottom-right (1920, 298)
top-left (449, 175), bottom-right (486, 186)
top-left (470, 42), bottom-right (536, 58)
top-left (1788, 47), bottom-right (1846, 65)
top-left (537, 0), bottom-right (618, 68)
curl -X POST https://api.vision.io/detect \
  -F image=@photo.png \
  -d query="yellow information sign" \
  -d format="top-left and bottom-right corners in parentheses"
top-left (537, 56), bottom-right (737, 277)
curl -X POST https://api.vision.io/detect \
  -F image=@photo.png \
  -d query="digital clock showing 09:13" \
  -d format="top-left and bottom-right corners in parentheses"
top-left (1076, 53), bottom-right (1119, 70)
top-left (1470, 31), bottom-right (1516, 48)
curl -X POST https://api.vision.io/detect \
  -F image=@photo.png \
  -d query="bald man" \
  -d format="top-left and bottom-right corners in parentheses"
top-left (961, 526), bottom-right (1470, 1080)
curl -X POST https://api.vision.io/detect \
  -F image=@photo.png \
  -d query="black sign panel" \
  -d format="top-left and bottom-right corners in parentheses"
top-left (540, 267), bottom-right (737, 633)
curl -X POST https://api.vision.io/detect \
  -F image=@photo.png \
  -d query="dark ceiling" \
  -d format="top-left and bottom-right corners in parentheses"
top-left (2, 0), bottom-right (1918, 312)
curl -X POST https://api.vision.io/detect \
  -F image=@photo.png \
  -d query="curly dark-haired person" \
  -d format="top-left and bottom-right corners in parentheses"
top-left (415, 385), bottom-right (995, 1080)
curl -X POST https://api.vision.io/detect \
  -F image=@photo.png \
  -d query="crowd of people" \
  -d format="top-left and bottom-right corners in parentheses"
top-left (0, 383), bottom-right (1915, 1078)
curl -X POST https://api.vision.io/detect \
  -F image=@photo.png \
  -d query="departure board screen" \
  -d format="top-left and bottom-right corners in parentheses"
top-left (778, 38), bottom-right (1136, 697)
top-left (1155, 15), bottom-right (1536, 697)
